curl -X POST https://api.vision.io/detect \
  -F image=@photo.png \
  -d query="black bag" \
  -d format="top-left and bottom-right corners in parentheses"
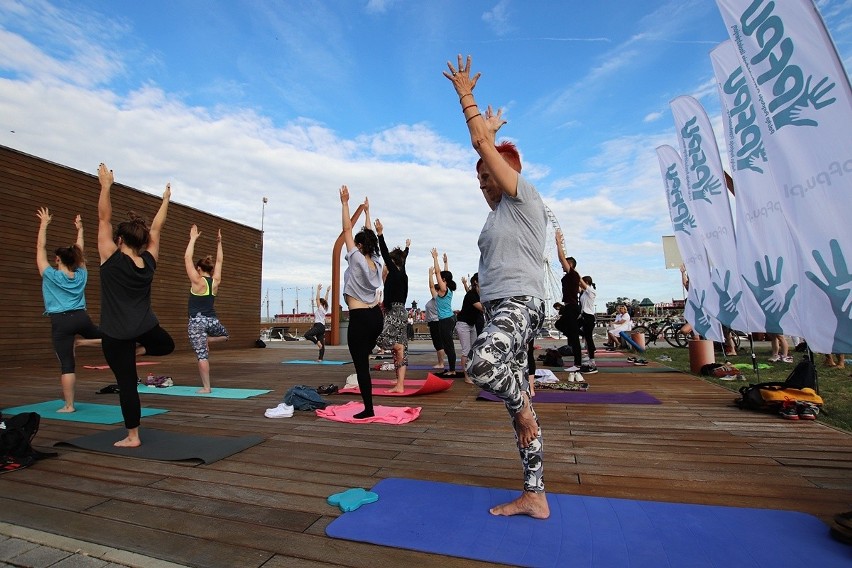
top-left (734, 381), bottom-right (786, 412)
top-left (1, 412), bottom-right (42, 458)
top-left (784, 359), bottom-right (817, 390)
top-left (255, 339), bottom-right (267, 348)
top-left (542, 348), bottom-right (564, 367)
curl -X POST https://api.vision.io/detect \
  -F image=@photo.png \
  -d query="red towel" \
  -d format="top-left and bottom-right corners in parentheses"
top-left (316, 401), bottom-right (421, 424)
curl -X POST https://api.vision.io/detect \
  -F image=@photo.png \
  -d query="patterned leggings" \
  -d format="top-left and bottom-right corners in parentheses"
top-left (466, 296), bottom-right (545, 492)
top-left (376, 303), bottom-right (409, 369)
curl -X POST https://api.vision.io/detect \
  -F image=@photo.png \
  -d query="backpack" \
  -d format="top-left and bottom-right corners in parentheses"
top-left (0, 412), bottom-right (56, 462)
top-left (542, 348), bottom-right (564, 367)
top-left (283, 385), bottom-right (329, 410)
top-left (735, 381), bottom-right (823, 412)
top-left (784, 359), bottom-right (817, 390)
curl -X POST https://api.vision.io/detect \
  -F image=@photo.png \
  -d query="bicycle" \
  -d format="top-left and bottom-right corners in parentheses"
top-left (632, 316), bottom-right (691, 348)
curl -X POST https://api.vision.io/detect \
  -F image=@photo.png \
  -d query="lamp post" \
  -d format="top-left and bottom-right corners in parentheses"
top-left (261, 197), bottom-right (268, 233)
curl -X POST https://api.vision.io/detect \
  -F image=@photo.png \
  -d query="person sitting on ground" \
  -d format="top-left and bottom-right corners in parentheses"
top-left (304, 284), bottom-right (331, 361)
top-left (36, 208), bottom-right (103, 413)
top-left (185, 225), bottom-right (230, 393)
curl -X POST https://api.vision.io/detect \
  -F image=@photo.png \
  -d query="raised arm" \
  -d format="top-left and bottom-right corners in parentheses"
top-left (442, 252), bottom-right (449, 273)
top-left (97, 163), bottom-right (118, 263)
top-left (147, 183), bottom-right (171, 262)
top-left (315, 283), bottom-right (323, 306)
top-left (404, 238), bottom-right (411, 258)
top-left (431, 248), bottom-right (447, 294)
top-left (374, 218), bottom-right (394, 268)
top-left (184, 225), bottom-right (205, 287)
top-left (74, 214), bottom-right (84, 253)
top-left (444, 54), bottom-right (518, 198)
top-left (212, 229), bottom-right (223, 288)
top-left (461, 275), bottom-right (470, 292)
top-left (428, 267), bottom-right (438, 299)
top-left (363, 197), bottom-right (372, 231)
top-left (35, 207), bottom-right (52, 275)
top-left (323, 284), bottom-right (331, 305)
top-left (340, 185), bottom-right (355, 252)
top-left (555, 229), bottom-right (572, 272)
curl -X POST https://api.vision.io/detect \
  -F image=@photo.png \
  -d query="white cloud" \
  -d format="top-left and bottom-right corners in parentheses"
top-left (482, 0), bottom-right (513, 37)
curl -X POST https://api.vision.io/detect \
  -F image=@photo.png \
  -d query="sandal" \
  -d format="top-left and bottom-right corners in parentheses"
top-left (316, 384), bottom-right (339, 395)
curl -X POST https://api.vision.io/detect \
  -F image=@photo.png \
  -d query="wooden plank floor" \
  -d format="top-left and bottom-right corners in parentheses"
top-left (2, 340), bottom-right (851, 567)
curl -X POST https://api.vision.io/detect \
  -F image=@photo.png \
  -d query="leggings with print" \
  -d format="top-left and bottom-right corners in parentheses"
top-left (466, 295), bottom-right (545, 492)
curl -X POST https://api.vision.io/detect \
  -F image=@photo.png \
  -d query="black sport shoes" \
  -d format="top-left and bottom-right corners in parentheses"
top-left (579, 364), bottom-right (598, 374)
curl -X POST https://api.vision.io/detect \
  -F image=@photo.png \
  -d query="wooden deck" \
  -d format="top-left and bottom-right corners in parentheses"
top-left (2, 340), bottom-right (851, 567)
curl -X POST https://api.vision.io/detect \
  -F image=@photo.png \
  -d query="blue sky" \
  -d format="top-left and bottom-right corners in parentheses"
top-left (1, 0), bottom-right (850, 314)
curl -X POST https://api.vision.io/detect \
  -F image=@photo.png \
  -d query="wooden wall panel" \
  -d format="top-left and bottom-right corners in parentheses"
top-left (0, 145), bottom-right (262, 364)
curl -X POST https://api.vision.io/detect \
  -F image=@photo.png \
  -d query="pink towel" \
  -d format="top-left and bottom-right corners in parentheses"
top-left (316, 401), bottom-right (421, 424)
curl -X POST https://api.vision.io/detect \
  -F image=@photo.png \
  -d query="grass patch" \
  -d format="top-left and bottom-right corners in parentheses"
top-left (639, 343), bottom-right (852, 434)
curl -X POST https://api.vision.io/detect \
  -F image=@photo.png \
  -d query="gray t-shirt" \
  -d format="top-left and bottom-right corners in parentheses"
top-left (424, 297), bottom-right (438, 322)
top-left (343, 248), bottom-right (384, 304)
top-left (477, 174), bottom-right (547, 303)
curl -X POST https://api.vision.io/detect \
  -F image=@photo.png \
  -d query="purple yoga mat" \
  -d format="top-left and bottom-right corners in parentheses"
top-left (476, 390), bottom-right (661, 404)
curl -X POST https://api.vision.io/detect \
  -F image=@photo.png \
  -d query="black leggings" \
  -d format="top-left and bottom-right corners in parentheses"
top-left (581, 313), bottom-right (596, 360)
top-left (304, 323), bottom-right (326, 359)
top-left (347, 306), bottom-right (383, 413)
top-left (50, 309), bottom-right (102, 373)
top-left (555, 305), bottom-right (582, 367)
top-left (437, 316), bottom-right (457, 371)
top-left (102, 325), bottom-right (175, 429)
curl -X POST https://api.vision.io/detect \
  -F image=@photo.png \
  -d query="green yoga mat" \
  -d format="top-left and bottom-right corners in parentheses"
top-left (56, 428), bottom-right (263, 464)
top-left (2, 400), bottom-right (168, 424)
top-left (136, 385), bottom-right (271, 398)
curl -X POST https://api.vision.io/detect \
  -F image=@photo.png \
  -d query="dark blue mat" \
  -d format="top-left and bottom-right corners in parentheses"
top-left (326, 478), bottom-right (849, 567)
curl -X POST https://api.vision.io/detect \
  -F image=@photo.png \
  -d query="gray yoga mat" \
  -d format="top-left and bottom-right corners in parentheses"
top-left (56, 428), bottom-right (264, 464)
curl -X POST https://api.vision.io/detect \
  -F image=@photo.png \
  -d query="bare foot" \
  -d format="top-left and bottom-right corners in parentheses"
top-left (114, 436), bottom-right (141, 448)
top-left (490, 491), bottom-right (550, 519)
top-left (513, 396), bottom-right (538, 449)
top-left (464, 378), bottom-right (474, 385)
top-left (196, 388), bottom-right (212, 394)
top-left (385, 385), bottom-right (405, 393)
top-left (432, 364), bottom-right (445, 369)
top-left (57, 405), bottom-right (75, 413)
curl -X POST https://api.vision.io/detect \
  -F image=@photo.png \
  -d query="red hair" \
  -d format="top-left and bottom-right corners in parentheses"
top-left (476, 141), bottom-right (522, 174)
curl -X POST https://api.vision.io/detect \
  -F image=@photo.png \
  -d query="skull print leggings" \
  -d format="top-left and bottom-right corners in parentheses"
top-left (465, 295), bottom-right (545, 492)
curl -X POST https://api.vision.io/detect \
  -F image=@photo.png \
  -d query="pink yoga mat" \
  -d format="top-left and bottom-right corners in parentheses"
top-left (339, 373), bottom-right (453, 397)
top-left (316, 401), bottom-right (421, 424)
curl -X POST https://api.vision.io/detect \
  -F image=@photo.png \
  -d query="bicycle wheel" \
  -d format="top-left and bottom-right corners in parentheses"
top-left (674, 327), bottom-right (690, 348)
top-left (663, 325), bottom-right (679, 348)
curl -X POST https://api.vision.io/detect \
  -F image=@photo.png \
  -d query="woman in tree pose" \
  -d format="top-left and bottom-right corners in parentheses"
top-left (374, 219), bottom-right (410, 393)
top-left (97, 163), bottom-right (175, 447)
top-left (445, 55), bottom-right (549, 518)
top-left (36, 208), bottom-right (102, 412)
top-left (304, 284), bottom-right (331, 361)
top-left (185, 225), bottom-right (229, 393)
top-left (339, 187), bottom-right (384, 419)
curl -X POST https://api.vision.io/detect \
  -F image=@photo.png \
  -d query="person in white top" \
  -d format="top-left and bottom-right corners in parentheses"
top-left (607, 305), bottom-right (632, 348)
top-left (304, 284), bottom-right (331, 361)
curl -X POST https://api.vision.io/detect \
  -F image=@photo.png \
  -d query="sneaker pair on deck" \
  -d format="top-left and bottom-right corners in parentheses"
top-left (779, 400), bottom-right (820, 421)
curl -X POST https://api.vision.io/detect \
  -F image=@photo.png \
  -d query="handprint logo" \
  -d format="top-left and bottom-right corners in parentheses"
top-left (743, 255), bottom-right (797, 334)
top-left (712, 269), bottom-right (742, 328)
top-left (773, 75), bottom-right (836, 130)
top-left (688, 290), bottom-right (713, 339)
top-left (806, 239), bottom-right (852, 353)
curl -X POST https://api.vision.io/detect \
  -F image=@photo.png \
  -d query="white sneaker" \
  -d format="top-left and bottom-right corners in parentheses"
top-left (264, 403), bottom-right (294, 418)
top-left (563, 365), bottom-right (580, 373)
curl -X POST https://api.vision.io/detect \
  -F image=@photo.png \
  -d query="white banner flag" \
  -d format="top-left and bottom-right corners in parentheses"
top-left (710, 40), bottom-right (806, 338)
top-left (716, 0), bottom-right (852, 353)
top-left (656, 144), bottom-right (724, 342)
top-left (670, 95), bottom-right (746, 335)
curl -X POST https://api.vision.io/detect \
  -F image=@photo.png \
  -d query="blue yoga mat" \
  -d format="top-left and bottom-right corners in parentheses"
top-left (326, 478), bottom-right (850, 568)
top-left (282, 360), bottom-right (351, 365)
top-left (2, 400), bottom-right (168, 424)
top-left (136, 385), bottom-right (271, 398)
